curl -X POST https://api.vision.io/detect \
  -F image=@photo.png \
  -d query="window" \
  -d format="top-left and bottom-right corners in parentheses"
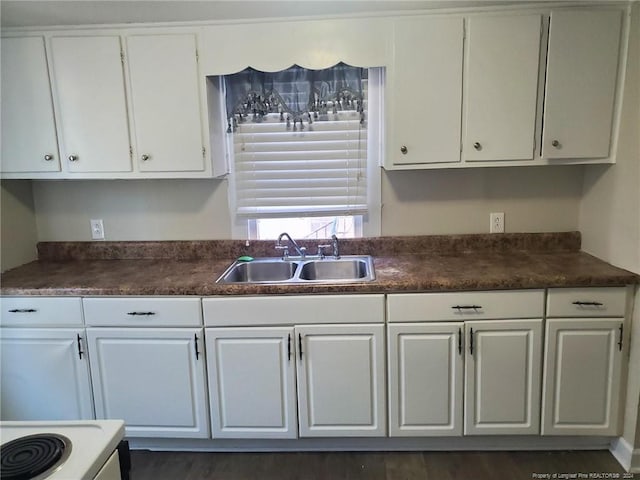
top-left (224, 64), bottom-right (382, 240)
top-left (250, 216), bottom-right (361, 240)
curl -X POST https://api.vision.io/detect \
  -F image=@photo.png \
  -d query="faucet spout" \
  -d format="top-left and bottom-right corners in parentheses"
top-left (331, 234), bottom-right (340, 259)
top-left (276, 232), bottom-right (306, 258)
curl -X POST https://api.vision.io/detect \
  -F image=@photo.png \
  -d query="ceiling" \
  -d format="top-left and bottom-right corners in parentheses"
top-left (0, 0), bottom-right (533, 28)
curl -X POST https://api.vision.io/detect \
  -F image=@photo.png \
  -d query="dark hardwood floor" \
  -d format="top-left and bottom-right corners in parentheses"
top-left (129, 450), bottom-right (629, 480)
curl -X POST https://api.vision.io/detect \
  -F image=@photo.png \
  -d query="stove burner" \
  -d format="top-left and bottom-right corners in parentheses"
top-left (1, 434), bottom-right (72, 480)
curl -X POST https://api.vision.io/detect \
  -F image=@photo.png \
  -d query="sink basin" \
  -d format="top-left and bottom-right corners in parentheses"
top-left (298, 258), bottom-right (371, 281)
top-left (218, 259), bottom-right (298, 283)
top-left (216, 256), bottom-right (375, 284)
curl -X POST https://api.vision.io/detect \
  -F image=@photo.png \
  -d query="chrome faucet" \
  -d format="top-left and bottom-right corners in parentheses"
top-left (331, 234), bottom-right (340, 259)
top-left (276, 232), bottom-right (306, 259)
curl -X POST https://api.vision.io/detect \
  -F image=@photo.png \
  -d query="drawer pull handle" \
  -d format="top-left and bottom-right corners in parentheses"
top-left (469, 328), bottom-right (474, 355)
top-left (8, 309), bottom-right (37, 313)
top-left (298, 334), bottom-right (303, 360)
top-left (194, 334), bottom-right (200, 360)
top-left (452, 305), bottom-right (482, 311)
top-left (287, 334), bottom-right (291, 361)
top-left (76, 334), bottom-right (84, 359)
top-left (572, 301), bottom-right (603, 307)
top-left (126, 311), bottom-right (156, 316)
top-left (458, 328), bottom-right (462, 355)
top-left (618, 324), bottom-right (623, 352)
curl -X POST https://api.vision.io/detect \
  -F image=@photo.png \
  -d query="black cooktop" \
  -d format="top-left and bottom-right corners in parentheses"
top-left (1, 434), bottom-right (71, 480)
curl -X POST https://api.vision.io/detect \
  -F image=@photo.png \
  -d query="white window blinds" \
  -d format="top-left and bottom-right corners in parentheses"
top-left (226, 65), bottom-right (368, 219)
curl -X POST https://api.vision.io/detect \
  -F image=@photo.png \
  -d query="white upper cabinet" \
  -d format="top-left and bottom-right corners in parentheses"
top-left (1, 36), bottom-right (60, 173)
top-left (126, 34), bottom-right (205, 172)
top-left (385, 16), bottom-right (464, 167)
top-left (542, 10), bottom-right (622, 159)
top-left (50, 35), bottom-right (132, 173)
top-left (463, 14), bottom-right (541, 161)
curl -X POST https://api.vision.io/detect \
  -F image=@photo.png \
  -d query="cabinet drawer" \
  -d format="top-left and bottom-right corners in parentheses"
top-left (83, 297), bottom-right (202, 326)
top-left (203, 294), bottom-right (385, 326)
top-left (546, 287), bottom-right (626, 317)
top-left (387, 290), bottom-right (544, 322)
top-left (0, 297), bottom-right (83, 327)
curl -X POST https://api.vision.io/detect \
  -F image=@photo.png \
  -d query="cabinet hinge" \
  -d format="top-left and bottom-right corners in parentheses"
top-left (196, 49), bottom-right (199, 62)
top-left (120, 50), bottom-right (125, 64)
top-left (202, 146), bottom-right (206, 158)
top-left (129, 146), bottom-right (133, 158)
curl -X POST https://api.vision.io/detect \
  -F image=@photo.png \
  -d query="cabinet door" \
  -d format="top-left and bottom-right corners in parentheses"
top-left (387, 323), bottom-right (463, 436)
top-left (0, 328), bottom-right (94, 421)
top-left (1, 36), bottom-right (60, 173)
top-left (50, 35), bottom-right (132, 172)
top-left (205, 327), bottom-right (297, 439)
top-left (542, 318), bottom-right (623, 435)
top-left (126, 34), bottom-right (205, 172)
top-left (542, 10), bottom-right (622, 159)
top-left (464, 319), bottom-right (542, 435)
top-left (86, 327), bottom-right (209, 438)
top-left (463, 14), bottom-right (541, 161)
top-left (296, 324), bottom-right (386, 437)
top-left (386, 16), bottom-right (463, 166)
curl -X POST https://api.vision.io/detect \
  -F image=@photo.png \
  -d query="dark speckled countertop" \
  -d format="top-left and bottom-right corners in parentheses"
top-left (1, 233), bottom-right (637, 296)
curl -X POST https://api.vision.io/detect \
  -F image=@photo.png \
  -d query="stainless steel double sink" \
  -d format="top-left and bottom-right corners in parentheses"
top-left (216, 256), bottom-right (375, 284)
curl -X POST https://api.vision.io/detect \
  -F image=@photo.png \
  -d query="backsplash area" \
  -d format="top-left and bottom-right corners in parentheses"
top-left (26, 166), bottom-right (584, 242)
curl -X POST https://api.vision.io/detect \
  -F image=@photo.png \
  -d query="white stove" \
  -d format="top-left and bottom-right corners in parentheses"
top-left (0, 420), bottom-right (126, 480)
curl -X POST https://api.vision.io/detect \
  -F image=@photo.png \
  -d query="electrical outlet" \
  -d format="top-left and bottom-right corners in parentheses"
top-left (90, 219), bottom-right (105, 240)
top-left (490, 212), bottom-right (505, 233)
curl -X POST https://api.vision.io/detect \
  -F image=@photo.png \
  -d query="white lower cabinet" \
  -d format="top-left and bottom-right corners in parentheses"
top-left (387, 323), bottom-right (464, 436)
top-left (203, 294), bottom-right (386, 439)
top-left (205, 327), bottom-right (297, 439)
top-left (464, 319), bottom-right (543, 435)
top-left (541, 318), bottom-right (623, 436)
top-left (0, 297), bottom-right (93, 421)
top-left (541, 287), bottom-right (626, 436)
top-left (387, 291), bottom-right (545, 437)
top-left (0, 328), bottom-right (94, 421)
top-left (296, 323), bottom-right (386, 437)
top-left (86, 327), bottom-right (209, 438)
top-left (205, 323), bottom-right (386, 439)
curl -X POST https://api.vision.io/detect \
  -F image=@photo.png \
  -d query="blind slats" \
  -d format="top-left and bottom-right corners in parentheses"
top-left (230, 88), bottom-right (368, 218)
top-left (236, 169), bottom-right (367, 179)
top-left (237, 178), bottom-right (365, 190)
top-left (235, 140), bottom-right (366, 153)
top-left (235, 151), bottom-right (366, 164)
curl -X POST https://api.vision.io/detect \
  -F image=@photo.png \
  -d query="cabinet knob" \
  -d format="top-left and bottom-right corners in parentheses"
top-left (551, 140), bottom-right (560, 148)
top-left (44, 154), bottom-right (54, 161)
top-left (68, 155), bottom-right (78, 162)
top-left (141, 154), bottom-right (150, 161)
top-left (473, 142), bottom-right (482, 151)
top-left (400, 146), bottom-right (408, 155)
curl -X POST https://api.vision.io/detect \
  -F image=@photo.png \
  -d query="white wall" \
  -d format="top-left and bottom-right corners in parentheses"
top-left (33, 179), bottom-right (231, 241)
top-left (579, 9), bottom-right (640, 275)
top-left (577, 2), bottom-right (640, 458)
top-left (30, 166), bottom-right (584, 241)
top-left (381, 165), bottom-right (583, 236)
top-left (1, 181), bottom-right (38, 271)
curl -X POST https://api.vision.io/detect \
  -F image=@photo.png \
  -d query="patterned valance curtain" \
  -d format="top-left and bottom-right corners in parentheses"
top-left (225, 63), bottom-right (365, 130)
